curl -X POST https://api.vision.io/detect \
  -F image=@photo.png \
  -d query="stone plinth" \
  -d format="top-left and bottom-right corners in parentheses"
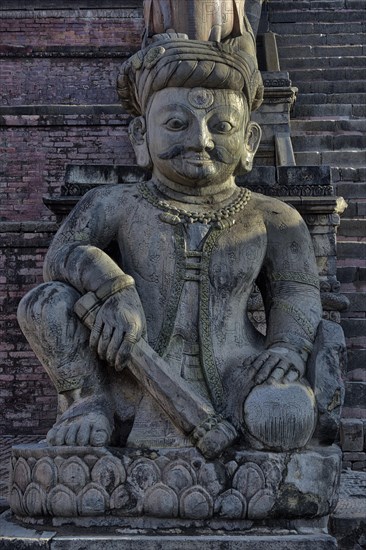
top-left (9, 443), bottom-right (341, 525)
top-left (0, 507), bottom-right (339, 550)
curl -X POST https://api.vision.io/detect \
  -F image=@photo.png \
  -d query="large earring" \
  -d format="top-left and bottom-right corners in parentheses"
top-left (236, 154), bottom-right (253, 175)
top-left (128, 117), bottom-right (153, 169)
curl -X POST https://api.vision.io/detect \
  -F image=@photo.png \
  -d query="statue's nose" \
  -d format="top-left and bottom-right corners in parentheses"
top-left (189, 123), bottom-right (214, 151)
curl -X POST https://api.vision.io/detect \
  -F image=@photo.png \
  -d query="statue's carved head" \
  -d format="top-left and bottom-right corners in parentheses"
top-left (117, 34), bottom-right (263, 186)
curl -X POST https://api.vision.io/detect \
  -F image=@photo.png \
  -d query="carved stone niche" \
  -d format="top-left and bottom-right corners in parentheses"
top-left (43, 164), bottom-right (150, 223)
top-left (10, 442), bottom-right (341, 528)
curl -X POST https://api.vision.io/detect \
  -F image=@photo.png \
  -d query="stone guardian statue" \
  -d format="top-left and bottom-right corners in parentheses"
top-left (12, 2), bottom-right (344, 527)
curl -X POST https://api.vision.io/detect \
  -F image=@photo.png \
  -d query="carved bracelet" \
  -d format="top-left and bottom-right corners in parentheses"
top-left (74, 274), bottom-right (135, 327)
top-left (95, 274), bottom-right (135, 301)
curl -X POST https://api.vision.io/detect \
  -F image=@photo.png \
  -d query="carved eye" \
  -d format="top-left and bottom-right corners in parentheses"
top-left (213, 121), bottom-right (234, 133)
top-left (165, 118), bottom-right (187, 131)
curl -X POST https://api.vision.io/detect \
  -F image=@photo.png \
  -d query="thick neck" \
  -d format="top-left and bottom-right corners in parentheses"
top-left (152, 172), bottom-right (238, 205)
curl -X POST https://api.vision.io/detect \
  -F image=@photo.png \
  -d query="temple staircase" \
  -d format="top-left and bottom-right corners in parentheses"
top-left (269, 0), bottom-right (366, 452)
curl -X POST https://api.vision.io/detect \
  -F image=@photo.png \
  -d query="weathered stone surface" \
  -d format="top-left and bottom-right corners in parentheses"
top-left (340, 419), bottom-right (364, 452)
top-left (44, 535), bottom-right (341, 550)
top-left (0, 505), bottom-right (339, 550)
top-left (307, 320), bottom-right (345, 443)
top-left (9, 443), bottom-right (341, 522)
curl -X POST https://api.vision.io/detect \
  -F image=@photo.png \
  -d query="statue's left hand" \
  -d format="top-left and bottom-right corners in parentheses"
top-left (243, 347), bottom-right (305, 385)
top-left (89, 287), bottom-right (147, 371)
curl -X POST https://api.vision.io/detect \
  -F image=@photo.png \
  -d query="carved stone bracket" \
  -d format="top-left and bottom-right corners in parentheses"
top-left (251, 71), bottom-right (297, 167)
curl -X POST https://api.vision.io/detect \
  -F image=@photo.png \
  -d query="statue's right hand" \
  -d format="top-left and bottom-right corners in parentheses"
top-left (89, 286), bottom-right (146, 371)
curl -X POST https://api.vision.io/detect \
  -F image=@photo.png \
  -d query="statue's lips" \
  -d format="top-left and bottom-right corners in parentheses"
top-left (183, 155), bottom-right (214, 166)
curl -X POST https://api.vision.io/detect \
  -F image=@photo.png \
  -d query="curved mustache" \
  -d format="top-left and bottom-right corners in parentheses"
top-left (158, 145), bottom-right (236, 164)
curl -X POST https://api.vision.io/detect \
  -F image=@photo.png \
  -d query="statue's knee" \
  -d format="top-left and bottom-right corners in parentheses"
top-left (242, 382), bottom-right (317, 452)
top-left (17, 281), bottom-right (80, 335)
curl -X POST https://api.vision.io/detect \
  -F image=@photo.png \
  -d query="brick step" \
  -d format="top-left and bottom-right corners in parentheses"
top-left (337, 241), bottom-right (366, 259)
top-left (269, 9), bottom-right (366, 23)
top-left (332, 167), bottom-right (366, 182)
top-left (336, 182), bottom-right (366, 198)
top-left (295, 93), bottom-right (366, 105)
top-left (294, 80), bottom-right (366, 95)
top-left (278, 45), bottom-right (365, 58)
top-left (341, 291), bottom-right (366, 311)
top-left (271, 21), bottom-right (365, 35)
top-left (270, 0), bottom-right (365, 10)
top-left (291, 134), bottom-right (366, 151)
top-left (292, 119), bottom-right (366, 133)
top-left (338, 265), bottom-right (366, 284)
top-left (341, 199), bottom-right (366, 218)
top-left (294, 104), bottom-right (366, 118)
top-left (276, 33), bottom-right (366, 47)
top-left (288, 67), bottom-right (366, 82)
top-left (347, 349), bottom-right (366, 375)
top-left (281, 56), bottom-right (366, 69)
top-left (295, 150), bottom-right (366, 166)
top-left (338, 219), bottom-right (366, 237)
top-left (343, 381), bottom-right (366, 408)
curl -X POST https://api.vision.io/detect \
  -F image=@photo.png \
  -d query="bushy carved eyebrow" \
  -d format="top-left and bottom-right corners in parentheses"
top-left (207, 106), bottom-right (243, 119)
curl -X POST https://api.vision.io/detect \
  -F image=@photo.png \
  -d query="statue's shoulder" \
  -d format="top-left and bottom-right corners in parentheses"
top-left (249, 191), bottom-right (304, 226)
top-left (77, 183), bottom-right (140, 211)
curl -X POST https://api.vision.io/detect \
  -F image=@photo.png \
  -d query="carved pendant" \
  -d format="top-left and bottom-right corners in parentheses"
top-left (159, 212), bottom-right (182, 225)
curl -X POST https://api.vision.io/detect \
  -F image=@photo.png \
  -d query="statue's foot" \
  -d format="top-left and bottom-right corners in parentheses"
top-left (47, 397), bottom-right (113, 447)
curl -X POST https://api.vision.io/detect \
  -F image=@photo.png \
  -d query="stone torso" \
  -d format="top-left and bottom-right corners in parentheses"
top-left (116, 183), bottom-right (267, 378)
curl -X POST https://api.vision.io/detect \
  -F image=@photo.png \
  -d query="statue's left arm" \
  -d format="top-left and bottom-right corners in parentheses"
top-left (248, 201), bottom-right (323, 384)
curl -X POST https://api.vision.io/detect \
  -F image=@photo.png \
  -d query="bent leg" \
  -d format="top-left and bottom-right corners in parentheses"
top-left (18, 281), bottom-right (114, 446)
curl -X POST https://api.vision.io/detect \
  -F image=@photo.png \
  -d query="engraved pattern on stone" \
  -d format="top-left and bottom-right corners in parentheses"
top-left (214, 489), bottom-right (246, 518)
top-left (162, 460), bottom-right (196, 494)
top-left (180, 486), bottom-right (213, 519)
top-left (32, 457), bottom-right (57, 491)
top-left (91, 456), bottom-right (126, 493)
top-left (232, 462), bottom-right (265, 500)
top-left (144, 483), bottom-right (179, 517)
top-left (128, 458), bottom-right (161, 491)
top-left (24, 483), bottom-right (47, 517)
top-left (59, 456), bottom-right (90, 493)
top-left (13, 458), bottom-right (31, 493)
top-left (47, 484), bottom-right (77, 517)
top-left (247, 488), bottom-right (276, 519)
top-left (77, 483), bottom-right (109, 516)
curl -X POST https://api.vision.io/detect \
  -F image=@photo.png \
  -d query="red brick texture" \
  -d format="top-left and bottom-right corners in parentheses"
top-left (0, 5), bottom-right (143, 435)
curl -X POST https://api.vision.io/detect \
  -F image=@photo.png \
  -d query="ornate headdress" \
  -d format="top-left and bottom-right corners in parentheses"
top-left (117, 32), bottom-right (264, 116)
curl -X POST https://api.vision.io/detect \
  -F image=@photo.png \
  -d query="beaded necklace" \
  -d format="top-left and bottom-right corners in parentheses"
top-left (138, 182), bottom-right (251, 229)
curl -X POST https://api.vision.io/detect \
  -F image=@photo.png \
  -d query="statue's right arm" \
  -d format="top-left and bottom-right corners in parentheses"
top-left (43, 187), bottom-right (126, 294)
top-left (43, 186), bottom-right (146, 369)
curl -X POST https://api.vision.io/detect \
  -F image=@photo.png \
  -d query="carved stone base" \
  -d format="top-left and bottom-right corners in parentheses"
top-left (0, 508), bottom-right (339, 550)
top-left (9, 443), bottom-right (341, 525)
top-left (0, 509), bottom-right (339, 549)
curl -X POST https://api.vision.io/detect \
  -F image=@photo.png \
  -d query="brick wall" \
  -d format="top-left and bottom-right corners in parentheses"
top-left (0, 223), bottom-right (56, 434)
top-left (0, 111), bottom-right (134, 221)
top-left (0, 2), bottom-right (144, 435)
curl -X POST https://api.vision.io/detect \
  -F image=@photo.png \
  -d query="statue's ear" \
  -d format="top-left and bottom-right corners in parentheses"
top-left (128, 116), bottom-right (153, 169)
top-left (236, 121), bottom-right (262, 174)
